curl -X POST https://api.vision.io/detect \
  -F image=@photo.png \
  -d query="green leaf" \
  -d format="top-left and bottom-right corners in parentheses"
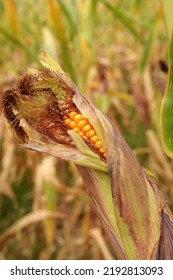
top-left (102, 0), bottom-right (140, 40)
top-left (40, 52), bottom-right (64, 74)
top-left (56, 0), bottom-right (77, 36)
top-left (140, 24), bottom-right (155, 72)
top-left (162, 0), bottom-right (173, 37)
top-left (0, 26), bottom-right (39, 62)
top-left (161, 32), bottom-right (173, 157)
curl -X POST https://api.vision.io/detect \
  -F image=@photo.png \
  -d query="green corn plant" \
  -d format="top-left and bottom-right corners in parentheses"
top-left (2, 52), bottom-right (173, 259)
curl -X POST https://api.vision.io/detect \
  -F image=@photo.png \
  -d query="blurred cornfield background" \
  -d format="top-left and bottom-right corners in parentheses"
top-left (0, 0), bottom-right (172, 260)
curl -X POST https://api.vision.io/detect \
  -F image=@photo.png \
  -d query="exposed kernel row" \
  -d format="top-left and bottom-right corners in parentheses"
top-left (64, 111), bottom-right (104, 154)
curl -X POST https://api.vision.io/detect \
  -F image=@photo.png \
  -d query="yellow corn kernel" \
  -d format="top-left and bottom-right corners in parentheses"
top-left (64, 118), bottom-right (71, 126)
top-left (73, 127), bottom-right (81, 133)
top-left (69, 111), bottom-right (78, 120)
top-left (87, 130), bottom-right (96, 138)
top-left (90, 135), bottom-right (99, 143)
top-left (78, 120), bottom-right (88, 129)
top-left (74, 114), bottom-right (83, 123)
top-left (95, 140), bottom-right (102, 148)
top-left (64, 112), bottom-right (105, 156)
top-left (79, 131), bottom-right (84, 137)
top-left (85, 132), bottom-right (90, 138)
top-left (69, 120), bottom-right (77, 129)
top-left (82, 124), bottom-right (92, 133)
top-left (99, 148), bottom-right (104, 153)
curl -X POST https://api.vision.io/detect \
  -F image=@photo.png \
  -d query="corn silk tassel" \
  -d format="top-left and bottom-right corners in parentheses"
top-left (2, 53), bottom-right (173, 259)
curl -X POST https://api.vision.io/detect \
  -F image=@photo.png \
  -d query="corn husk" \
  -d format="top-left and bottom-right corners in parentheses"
top-left (3, 52), bottom-right (173, 259)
